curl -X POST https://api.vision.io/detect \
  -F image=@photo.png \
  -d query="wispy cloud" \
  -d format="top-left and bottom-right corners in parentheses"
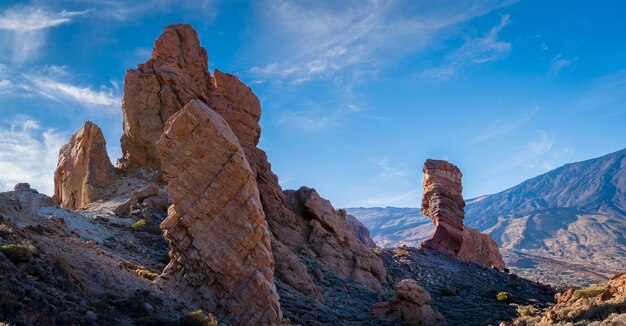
top-left (572, 70), bottom-right (626, 117)
top-left (524, 131), bottom-right (575, 171)
top-left (250, 0), bottom-right (516, 83)
top-left (0, 64), bottom-right (120, 111)
top-left (549, 54), bottom-right (577, 74)
top-left (374, 158), bottom-right (408, 181)
top-left (468, 106), bottom-right (539, 144)
top-left (0, 116), bottom-right (66, 196)
top-left (419, 14), bottom-right (512, 82)
top-left (27, 76), bottom-right (120, 107)
top-left (75, 0), bottom-right (217, 22)
top-left (358, 188), bottom-right (421, 207)
top-left (0, 5), bottom-right (85, 63)
top-left (275, 103), bottom-right (362, 131)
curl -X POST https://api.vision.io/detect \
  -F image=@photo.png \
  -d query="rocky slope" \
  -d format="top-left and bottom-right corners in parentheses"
top-left (348, 148), bottom-right (626, 286)
top-left (509, 273), bottom-right (626, 325)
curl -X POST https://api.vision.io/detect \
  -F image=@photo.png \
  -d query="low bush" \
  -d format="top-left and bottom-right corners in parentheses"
top-left (441, 287), bottom-right (455, 296)
top-left (179, 310), bottom-right (217, 326)
top-left (131, 220), bottom-right (161, 234)
top-left (136, 268), bottom-right (159, 281)
top-left (1, 244), bottom-right (33, 264)
top-left (394, 249), bottom-right (410, 258)
top-left (573, 287), bottom-right (605, 300)
top-left (496, 292), bottom-right (516, 304)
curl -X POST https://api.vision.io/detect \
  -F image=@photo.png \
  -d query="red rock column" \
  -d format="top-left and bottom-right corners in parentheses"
top-left (420, 159), bottom-right (465, 256)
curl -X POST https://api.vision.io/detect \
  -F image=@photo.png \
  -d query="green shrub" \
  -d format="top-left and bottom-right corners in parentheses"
top-left (373, 248), bottom-right (382, 256)
top-left (496, 291), bottom-right (516, 303)
top-left (573, 287), bottom-right (605, 299)
top-left (179, 310), bottom-right (217, 326)
top-left (1, 244), bottom-right (32, 264)
top-left (136, 268), bottom-right (159, 281)
top-left (440, 287), bottom-right (455, 296)
top-left (131, 219), bottom-right (161, 234)
top-left (394, 249), bottom-right (410, 258)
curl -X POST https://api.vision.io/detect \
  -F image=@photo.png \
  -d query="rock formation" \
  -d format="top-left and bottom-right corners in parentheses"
top-left (155, 100), bottom-right (281, 325)
top-left (119, 24), bottom-right (214, 173)
top-left (420, 159), bottom-right (505, 269)
top-left (284, 187), bottom-right (386, 290)
top-left (119, 23), bottom-right (386, 298)
top-left (421, 159), bottom-right (465, 256)
top-left (370, 279), bottom-right (446, 326)
top-left (458, 227), bottom-right (505, 269)
top-left (346, 212), bottom-right (377, 248)
top-left (53, 121), bottom-right (115, 210)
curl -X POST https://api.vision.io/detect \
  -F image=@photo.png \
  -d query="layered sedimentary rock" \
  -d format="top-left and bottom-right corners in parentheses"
top-left (370, 279), bottom-right (446, 326)
top-left (458, 227), bottom-right (505, 269)
top-left (421, 159), bottom-right (465, 256)
top-left (155, 100), bottom-right (281, 325)
top-left (284, 187), bottom-right (386, 290)
top-left (53, 121), bottom-right (115, 210)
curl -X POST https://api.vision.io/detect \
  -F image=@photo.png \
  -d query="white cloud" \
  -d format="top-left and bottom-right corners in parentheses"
top-left (275, 102), bottom-right (364, 131)
top-left (28, 76), bottom-right (120, 107)
top-left (251, 0), bottom-right (516, 83)
top-left (76, 0), bottom-right (217, 22)
top-left (0, 5), bottom-right (85, 63)
top-left (0, 116), bottom-right (66, 196)
top-left (375, 158), bottom-right (408, 181)
top-left (549, 54), bottom-right (577, 74)
top-left (524, 132), bottom-right (575, 171)
top-left (419, 14), bottom-right (512, 82)
top-left (468, 106), bottom-right (539, 144)
top-left (0, 7), bottom-right (82, 31)
top-left (358, 188), bottom-right (421, 207)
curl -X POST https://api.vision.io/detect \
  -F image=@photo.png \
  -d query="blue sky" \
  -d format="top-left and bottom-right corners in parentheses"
top-left (0, 0), bottom-right (625, 208)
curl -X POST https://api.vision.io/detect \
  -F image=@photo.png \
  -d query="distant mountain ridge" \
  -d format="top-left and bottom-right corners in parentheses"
top-left (348, 148), bottom-right (626, 286)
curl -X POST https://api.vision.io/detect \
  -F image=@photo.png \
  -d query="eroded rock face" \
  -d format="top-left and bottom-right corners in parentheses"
top-left (346, 212), bottom-right (377, 248)
top-left (119, 24), bottom-right (214, 174)
top-left (284, 187), bottom-right (386, 290)
top-left (370, 279), bottom-right (446, 326)
top-left (155, 100), bottom-right (281, 325)
top-left (53, 122), bottom-right (115, 210)
top-left (458, 227), bottom-right (505, 269)
top-left (421, 159), bottom-right (465, 256)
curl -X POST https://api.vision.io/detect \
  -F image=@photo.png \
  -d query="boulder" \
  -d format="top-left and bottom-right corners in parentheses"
top-left (113, 185), bottom-right (164, 216)
top-left (53, 121), bottom-right (115, 210)
top-left (155, 100), bottom-right (281, 325)
top-left (458, 227), bottom-right (505, 269)
top-left (370, 279), bottom-right (446, 326)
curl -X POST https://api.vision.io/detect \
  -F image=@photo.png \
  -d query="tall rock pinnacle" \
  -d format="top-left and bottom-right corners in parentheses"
top-left (53, 121), bottom-right (115, 210)
top-left (421, 159), bottom-right (465, 255)
top-left (420, 159), bottom-right (505, 269)
top-left (156, 100), bottom-right (281, 325)
top-left (119, 24), bottom-right (214, 174)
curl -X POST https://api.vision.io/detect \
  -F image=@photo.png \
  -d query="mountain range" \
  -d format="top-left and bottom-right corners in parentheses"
top-left (348, 148), bottom-right (626, 286)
